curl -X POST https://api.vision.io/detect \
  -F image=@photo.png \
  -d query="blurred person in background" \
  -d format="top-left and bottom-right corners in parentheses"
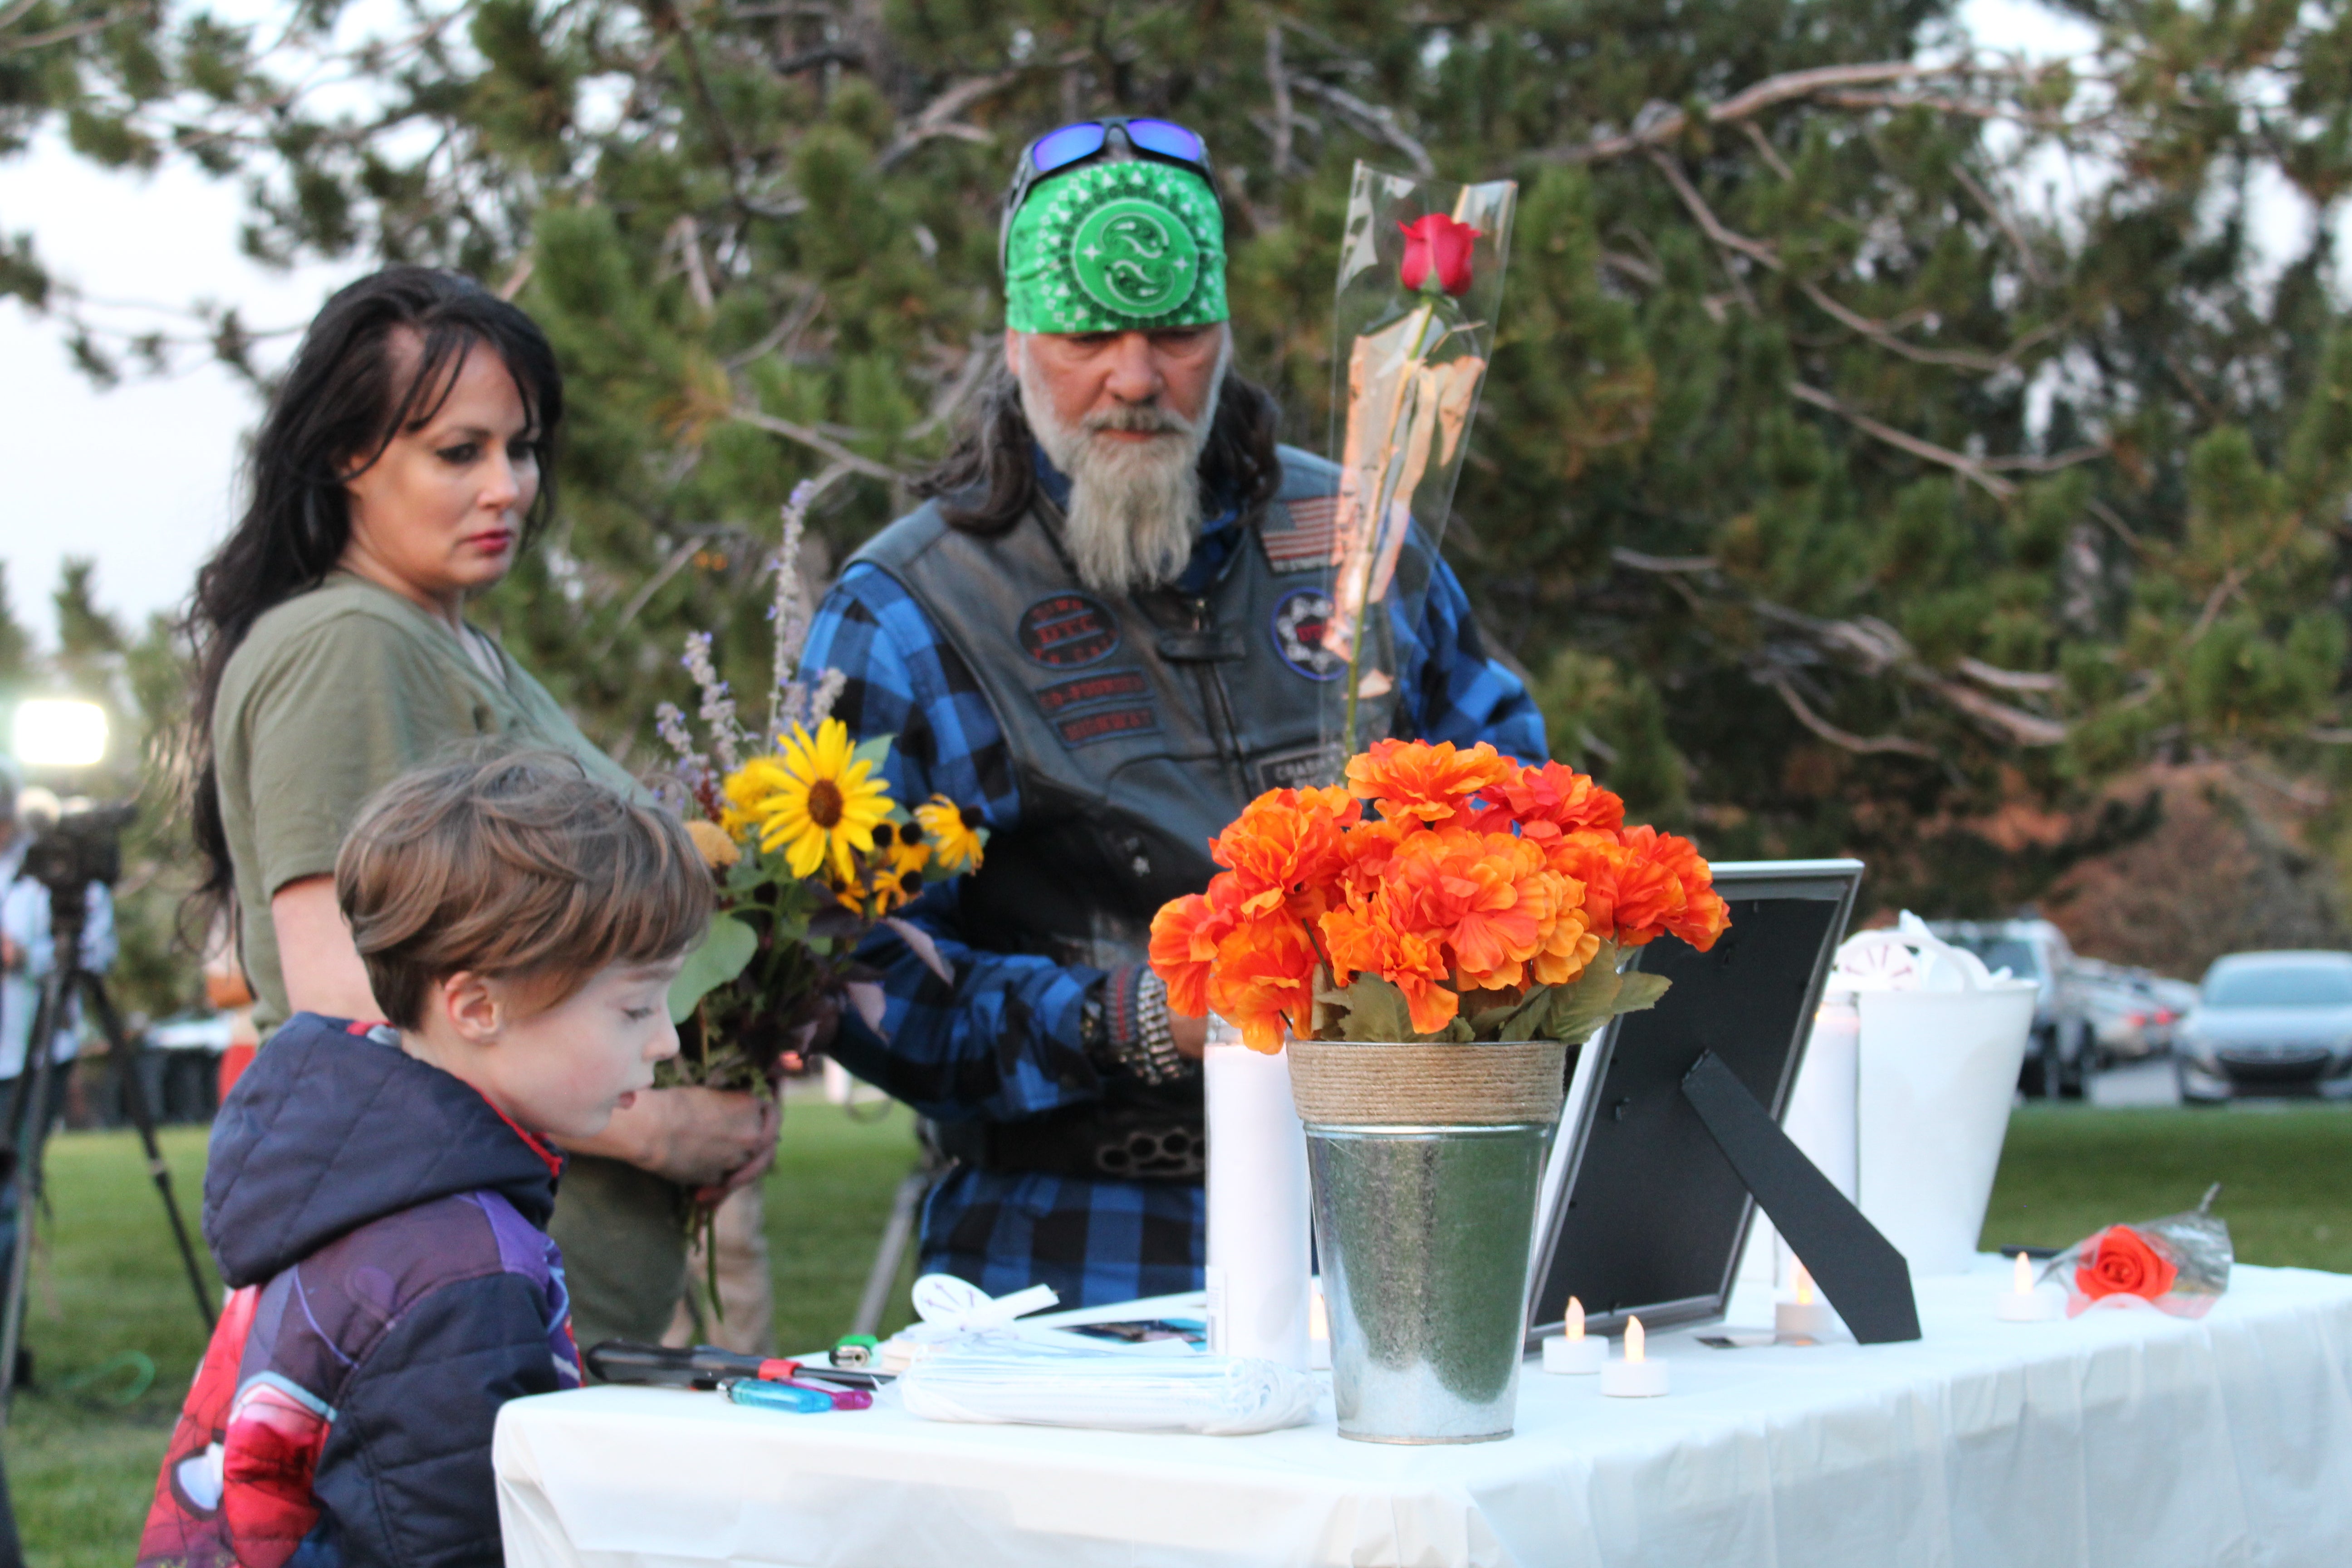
top-left (181, 266), bottom-right (776, 1351)
top-left (0, 769), bottom-right (117, 1330)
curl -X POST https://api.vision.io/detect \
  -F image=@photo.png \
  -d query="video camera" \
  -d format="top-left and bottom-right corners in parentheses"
top-left (16, 798), bottom-right (136, 895)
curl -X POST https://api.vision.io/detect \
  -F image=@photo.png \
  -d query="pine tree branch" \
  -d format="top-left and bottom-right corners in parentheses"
top-left (1764, 671), bottom-right (1940, 757)
top-left (1648, 150), bottom-right (2058, 371)
top-left (875, 65), bottom-right (1043, 169)
top-left (1929, 676), bottom-right (2069, 745)
top-left (1609, 547), bottom-right (1717, 573)
top-left (1288, 77), bottom-right (1433, 177)
top-left (730, 407), bottom-right (904, 482)
top-left (0, 12), bottom-right (115, 55)
top-left (1612, 557), bottom-right (2073, 750)
top-left (1549, 61), bottom-right (1940, 162)
top-left (1956, 656), bottom-right (2063, 693)
top-left (1739, 120), bottom-right (1796, 181)
top-left (1788, 381), bottom-right (2019, 500)
top-left (1646, 151), bottom-right (1777, 267)
top-left (1982, 442), bottom-right (2103, 472)
top-left (1264, 24), bottom-right (1295, 179)
top-left (1950, 162), bottom-right (2052, 288)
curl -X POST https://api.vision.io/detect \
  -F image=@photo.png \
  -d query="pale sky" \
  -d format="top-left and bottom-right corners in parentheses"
top-left (0, 0), bottom-right (2284, 653)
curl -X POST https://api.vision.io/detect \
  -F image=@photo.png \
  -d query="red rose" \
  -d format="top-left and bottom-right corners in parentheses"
top-left (2075, 1225), bottom-right (2179, 1302)
top-left (1398, 214), bottom-right (1480, 296)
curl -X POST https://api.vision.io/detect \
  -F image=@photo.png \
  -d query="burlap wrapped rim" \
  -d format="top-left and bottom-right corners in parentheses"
top-left (1287, 1038), bottom-right (1568, 1128)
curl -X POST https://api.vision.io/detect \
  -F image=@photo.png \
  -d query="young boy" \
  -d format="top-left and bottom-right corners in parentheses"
top-left (139, 753), bottom-right (710, 1568)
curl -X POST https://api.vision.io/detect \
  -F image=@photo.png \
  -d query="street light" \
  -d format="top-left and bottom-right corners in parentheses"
top-left (10, 699), bottom-right (108, 770)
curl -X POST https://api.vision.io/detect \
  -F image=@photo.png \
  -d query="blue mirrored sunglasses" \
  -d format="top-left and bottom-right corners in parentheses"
top-left (1027, 118), bottom-right (1207, 175)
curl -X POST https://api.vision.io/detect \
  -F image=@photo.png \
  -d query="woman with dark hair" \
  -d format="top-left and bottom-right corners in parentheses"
top-left (187, 265), bottom-right (775, 1349)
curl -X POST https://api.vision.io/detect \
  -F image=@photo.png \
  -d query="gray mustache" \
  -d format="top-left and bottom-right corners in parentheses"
top-left (1084, 404), bottom-right (1192, 436)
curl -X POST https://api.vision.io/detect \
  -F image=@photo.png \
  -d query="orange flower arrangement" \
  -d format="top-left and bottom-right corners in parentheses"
top-left (1149, 739), bottom-right (1730, 1052)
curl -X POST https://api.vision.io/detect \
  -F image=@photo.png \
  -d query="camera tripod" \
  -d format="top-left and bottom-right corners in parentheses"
top-left (0, 835), bottom-right (215, 1420)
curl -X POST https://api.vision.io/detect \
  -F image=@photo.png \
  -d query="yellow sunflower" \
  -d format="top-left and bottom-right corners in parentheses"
top-left (721, 719), bottom-right (894, 884)
top-left (915, 794), bottom-right (986, 875)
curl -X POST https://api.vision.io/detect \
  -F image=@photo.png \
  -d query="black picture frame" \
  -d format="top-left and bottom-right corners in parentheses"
top-left (1524, 859), bottom-right (1864, 1343)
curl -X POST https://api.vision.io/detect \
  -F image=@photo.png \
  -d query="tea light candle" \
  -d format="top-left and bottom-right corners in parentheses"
top-left (1776, 1261), bottom-right (1833, 1339)
top-left (1599, 1315), bottom-right (1669, 1397)
top-left (1995, 1250), bottom-right (2061, 1321)
top-left (1543, 1296), bottom-right (1607, 1374)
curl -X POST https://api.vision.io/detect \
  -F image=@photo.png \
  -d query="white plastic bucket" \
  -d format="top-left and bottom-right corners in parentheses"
top-left (1850, 927), bottom-right (2037, 1277)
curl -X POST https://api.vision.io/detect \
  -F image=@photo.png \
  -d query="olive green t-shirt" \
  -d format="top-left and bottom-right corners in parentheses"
top-left (213, 570), bottom-right (640, 1031)
top-left (215, 573), bottom-right (688, 1347)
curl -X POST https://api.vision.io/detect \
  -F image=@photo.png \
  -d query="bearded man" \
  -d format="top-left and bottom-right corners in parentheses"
top-left (802, 121), bottom-right (1546, 1305)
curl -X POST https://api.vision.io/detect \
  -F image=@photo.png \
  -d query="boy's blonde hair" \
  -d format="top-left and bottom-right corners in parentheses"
top-left (335, 753), bottom-right (711, 1029)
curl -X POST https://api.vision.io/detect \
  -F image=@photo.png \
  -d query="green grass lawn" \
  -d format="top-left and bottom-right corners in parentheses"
top-left (6, 1101), bottom-right (2349, 1563)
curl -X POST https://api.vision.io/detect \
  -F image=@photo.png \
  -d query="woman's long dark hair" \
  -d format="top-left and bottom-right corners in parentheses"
top-left (914, 352), bottom-right (1286, 534)
top-left (184, 265), bottom-right (565, 920)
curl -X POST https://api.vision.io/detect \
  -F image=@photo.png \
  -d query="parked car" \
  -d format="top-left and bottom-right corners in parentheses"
top-left (2073, 960), bottom-right (2189, 1063)
top-left (2174, 950), bottom-right (2352, 1102)
top-left (1928, 919), bottom-right (2092, 1097)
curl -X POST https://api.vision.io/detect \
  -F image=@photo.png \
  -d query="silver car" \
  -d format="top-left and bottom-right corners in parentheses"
top-left (2175, 951), bottom-right (2352, 1102)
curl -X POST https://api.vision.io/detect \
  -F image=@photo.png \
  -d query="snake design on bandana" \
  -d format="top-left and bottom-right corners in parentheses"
top-left (1005, 160), bottom-right (1229, 334)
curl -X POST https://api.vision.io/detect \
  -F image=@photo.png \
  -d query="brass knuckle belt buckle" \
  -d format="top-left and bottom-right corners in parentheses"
top-left (1095, 1124), bottom-right (1203, 1178)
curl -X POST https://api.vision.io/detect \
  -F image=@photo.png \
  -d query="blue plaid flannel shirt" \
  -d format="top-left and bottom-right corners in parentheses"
top-left (802, 468), bottom-right (1548, 1308)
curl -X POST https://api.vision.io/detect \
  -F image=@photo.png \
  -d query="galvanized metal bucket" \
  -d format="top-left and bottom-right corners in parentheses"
top-left (1290, 1040), bottom-right (1566, 1444)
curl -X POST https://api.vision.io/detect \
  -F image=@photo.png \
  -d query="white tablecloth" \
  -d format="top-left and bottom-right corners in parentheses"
top-left (495, 1258), bottom-right (2352, 1568)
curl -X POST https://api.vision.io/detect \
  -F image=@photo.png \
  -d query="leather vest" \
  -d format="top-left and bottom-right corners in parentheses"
top-left (850, 445), bottom-right (1401, 1180)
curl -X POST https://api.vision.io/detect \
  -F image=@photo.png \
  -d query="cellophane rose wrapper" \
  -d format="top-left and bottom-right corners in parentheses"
top-left (1318, 166), bottom-right (1516, 766)
top-left (2040, 1202), bottom-right (2232, 1319)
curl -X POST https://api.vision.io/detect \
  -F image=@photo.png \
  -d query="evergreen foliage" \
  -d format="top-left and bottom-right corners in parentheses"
top-left (9, 0), bottom-right (2352, 915)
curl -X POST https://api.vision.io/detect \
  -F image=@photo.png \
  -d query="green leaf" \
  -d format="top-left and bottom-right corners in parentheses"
top-left (667, 912), bottom-right (760, 1024)
top-left (1538, 945), bottom-right (1674, 1045)
top-left (1313, 973), bottom-right (1471, 1042)
top-left (852, 734), bottom-right (896, 774)
top-left (1477, 987), bottom-right (1562, 1042)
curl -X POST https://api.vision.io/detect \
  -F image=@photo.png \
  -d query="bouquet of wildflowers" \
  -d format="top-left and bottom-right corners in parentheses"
top-left (653, 482), bottom-right (986, 1095)
top-left (1148, 739), bottom-right (1727, 1053)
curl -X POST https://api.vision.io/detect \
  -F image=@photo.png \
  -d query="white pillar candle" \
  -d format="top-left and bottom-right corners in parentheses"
top-left (1995, 1250), bottom-right (2062, 1321)
top-left (1543, 1296), bottom-right (1607, 1374)
top-left (1600, 1315), bottom-right (1669, 1397)
top-left (1776, 1261), bottom-right (1834, 1339)
top-left (1205, 1021), bottom-right (1312, 1367)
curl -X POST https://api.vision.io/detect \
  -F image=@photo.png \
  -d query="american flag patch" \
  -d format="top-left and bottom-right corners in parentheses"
top-left (1257, 495), bottom-right (1342, 573)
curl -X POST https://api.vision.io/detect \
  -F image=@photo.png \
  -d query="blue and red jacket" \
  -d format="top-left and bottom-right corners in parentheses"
top-left (138, 1014), bottom-right (583, 1568)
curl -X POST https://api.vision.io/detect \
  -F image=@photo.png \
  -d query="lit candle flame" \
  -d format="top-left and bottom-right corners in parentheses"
top-left (1625, 1315), bottom-right (1646, 1364)
top-left (2014, 1250), bottom-right (2033, 1294)
top-left (1795, 1262), bottom-right (1815, 1307)
top-left (1566, 1297), bottom-right (1585, 1341)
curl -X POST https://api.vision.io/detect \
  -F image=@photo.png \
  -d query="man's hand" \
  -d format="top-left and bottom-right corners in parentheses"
top-left (563, 1086), bottom-right (777, 1188)
top-left (0, 936), bottom-right (19, 974)
top-left (1172, 1013), bottom-right (1208, 1061)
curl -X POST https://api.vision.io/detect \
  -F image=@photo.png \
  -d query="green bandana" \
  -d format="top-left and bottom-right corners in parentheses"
top-left (1005, 160), bottom-right (1229, 333)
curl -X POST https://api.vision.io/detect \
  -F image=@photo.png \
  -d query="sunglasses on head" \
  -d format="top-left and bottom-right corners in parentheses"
top-left (1000, 118), bottom-right (1213, 268)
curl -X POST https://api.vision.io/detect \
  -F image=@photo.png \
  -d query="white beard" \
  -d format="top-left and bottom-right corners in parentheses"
top-left (1018, 336), bottom-right (1229, 596)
